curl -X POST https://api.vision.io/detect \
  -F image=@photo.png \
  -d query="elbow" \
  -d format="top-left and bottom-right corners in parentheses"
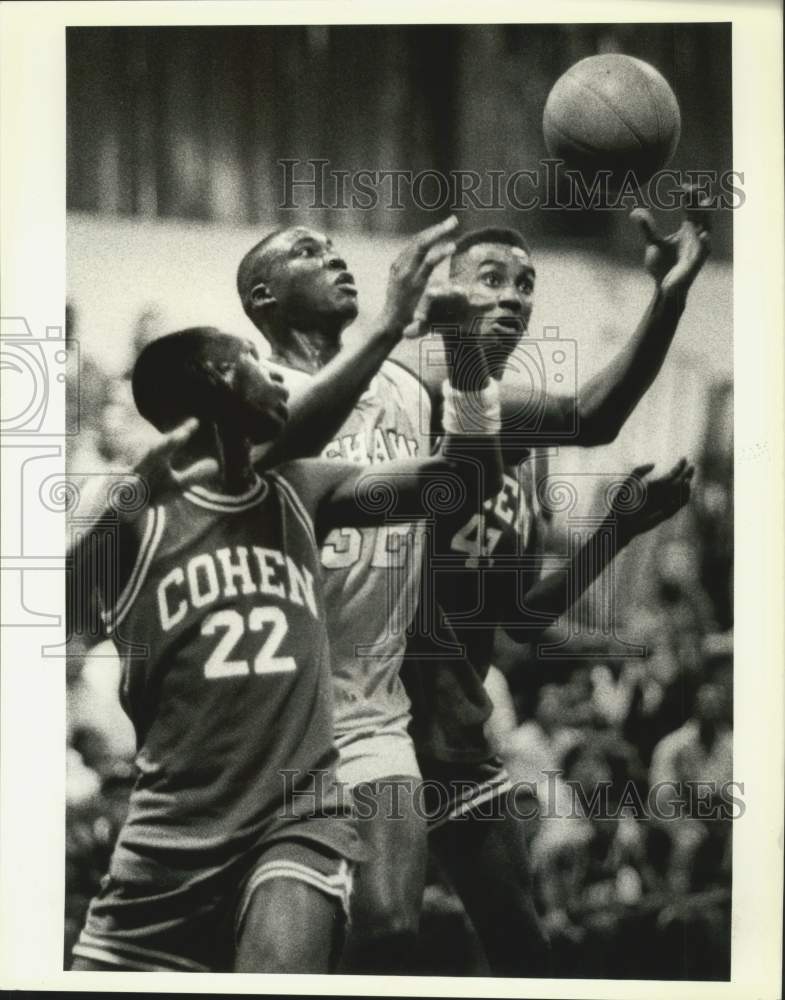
top-left (577, 414), bottom-right (619, 448)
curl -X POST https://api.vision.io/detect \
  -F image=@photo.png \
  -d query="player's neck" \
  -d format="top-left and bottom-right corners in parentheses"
top-left (269, 326), bottom-right (342, 374)
top-left (210, 428), bottom-right (259, 496)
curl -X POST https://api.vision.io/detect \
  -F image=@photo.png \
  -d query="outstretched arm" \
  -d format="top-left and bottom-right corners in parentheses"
top-left (502, 191), bottom-right (712, 455)
top-left (254, 217), bottom-right (459, 471)
top-left (66, 418), bottom-right (212, 549)
top-left (501, 459), bottom-right (695, 641)
top-left (66, 420), bottom-right (211, 639)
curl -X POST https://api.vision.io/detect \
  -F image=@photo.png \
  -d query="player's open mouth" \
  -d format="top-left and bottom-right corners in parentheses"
top-left (335, 272), bottom-right (358, 294)
top-left (491, 317), bottom-right (524, 332)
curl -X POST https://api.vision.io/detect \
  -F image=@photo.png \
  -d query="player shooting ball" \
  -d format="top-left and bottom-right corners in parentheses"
top-left (400, 191), bottom-right (709, 976)
top-left (227, 188), bottom-right (710, 974)
top-left (67, 317), bottom-right (503, 974)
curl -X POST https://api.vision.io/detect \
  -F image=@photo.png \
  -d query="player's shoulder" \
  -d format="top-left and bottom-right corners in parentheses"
top-left (381, 356), bottom-right (438, 407)
top-left (265, 460), bottom-right (324, 545)
top-left (269, 458), bottom-right (356, 541)
top-left (380, 357), bottom-right (440, 447)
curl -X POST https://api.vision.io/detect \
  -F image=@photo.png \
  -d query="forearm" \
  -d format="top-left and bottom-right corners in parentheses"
top-left (343, 445), bottom-right (498, 525)
top-left (256, 320), bottom-right (402, 467)
top-left (575, 284), bottom-right (686, 446)
top-left (507, 515), bottom-right (627, 636)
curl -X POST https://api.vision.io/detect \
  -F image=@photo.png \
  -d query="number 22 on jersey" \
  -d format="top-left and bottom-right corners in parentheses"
top-left (202, 606), bottom-right (295, 679)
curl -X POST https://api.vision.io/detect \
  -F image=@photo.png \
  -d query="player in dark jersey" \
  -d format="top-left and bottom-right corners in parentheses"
top-left (68, 324), bottom-right (502, 973)
top-left (402, 217), bottom-right (706, 975)
top-left (233, 196), bottom-right (710, 973)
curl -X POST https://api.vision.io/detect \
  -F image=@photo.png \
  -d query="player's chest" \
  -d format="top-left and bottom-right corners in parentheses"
top-left (148, 493), bottom-right (321, 630)
top-left (449, 467), bottom-right (537, 565)
top-left (485, 467), bottom-right (536, 545)
top-left (321, 383), bottom-right (424, 466)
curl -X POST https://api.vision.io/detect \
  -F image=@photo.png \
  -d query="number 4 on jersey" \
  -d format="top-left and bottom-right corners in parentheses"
top-left (202, 606), bottom-right (296, 679)
top-left (451, 512), bottom-right (502, 568)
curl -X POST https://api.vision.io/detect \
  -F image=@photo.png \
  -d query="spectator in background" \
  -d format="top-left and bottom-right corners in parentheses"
top-left (653, 539), bottom-right (717, 637)
top-left (483, 664), bottom-right (517, 756)
top-left (561, 665), bottom-right (596, 729)
top-left (65, 301), bottom-right (112, 476)
top-left (620, 605), bottom-right (703, 766)
top-left (649, 680), bottom-right (732, 894)
top-left (503, 683), bottom-right (581, 809)
top-left (67, 647), bottom-right (135, 767)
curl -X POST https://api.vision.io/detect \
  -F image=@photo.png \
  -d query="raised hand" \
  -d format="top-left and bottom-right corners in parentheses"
top-left (129, 417), bottom-right (217, 512)
top-left (378, 215), bottom-right (460, 335)
top-left (415, 283), bottom-right (497, 390)
top-left (611, 457), bottom-right (695, 544)
top-left (630, 184), bottom-right (711, 296)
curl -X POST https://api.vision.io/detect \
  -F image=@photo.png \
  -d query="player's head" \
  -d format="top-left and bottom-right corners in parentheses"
top-left (132, 327), bottom-right (289, 444)
top-left (449, 227), bottom-right (535, 378)
top-left (237, 226), bottom-right (358, 342)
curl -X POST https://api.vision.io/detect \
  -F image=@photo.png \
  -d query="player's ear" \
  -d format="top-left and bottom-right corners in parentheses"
top-left (199, 356), bottom-right (235, 389)
top-left (250, 281), bottom-right (276, 312)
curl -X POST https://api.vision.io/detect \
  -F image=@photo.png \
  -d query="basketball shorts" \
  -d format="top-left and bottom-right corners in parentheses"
top-left (72, 838), bottom-right (354, 972)
top-left (417, 754), bottom-right (513, 831)
top-left (335, 717), bottom-right (421, 788)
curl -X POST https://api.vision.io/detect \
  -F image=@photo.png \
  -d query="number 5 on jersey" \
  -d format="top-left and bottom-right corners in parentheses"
top-left (202, 606), bottom-right (296, 679)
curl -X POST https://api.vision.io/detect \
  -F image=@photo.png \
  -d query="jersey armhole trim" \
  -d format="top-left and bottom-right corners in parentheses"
top-left (384, 356), bottom-right (437, 401)
top-left (384, 357), bottom-right (441, 451)
top-left (100, 505), bottom-right (165, 634)
top-left (268, 471), bottom-right (318, 551)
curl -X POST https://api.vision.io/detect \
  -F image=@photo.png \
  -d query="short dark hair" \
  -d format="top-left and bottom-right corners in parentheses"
top-left (450, 227), bottom-right (532, 273)
top-left (236, 230), bottom-right (284, 316)
top-left (132, 327), bottom-right (232, 432)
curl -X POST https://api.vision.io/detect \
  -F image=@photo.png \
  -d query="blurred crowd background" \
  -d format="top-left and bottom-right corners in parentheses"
top-left (65, 23), bottom-right (733, 977)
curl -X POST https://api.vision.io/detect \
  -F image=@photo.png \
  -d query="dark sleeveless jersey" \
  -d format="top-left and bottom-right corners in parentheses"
top-left (99, 466), bottom-right (359, 877)
top-left (404, 451), bottom-right (550, 763)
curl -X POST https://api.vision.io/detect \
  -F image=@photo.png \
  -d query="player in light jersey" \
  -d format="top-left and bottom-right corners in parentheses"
top-left (235, 196), bottom-right (709, 971)
top-left (236, 219), bottom-right (472, 971)
top-left (69, 325), bottom-right (501, 973)
top-left (261, 355), bottom-right (432, 760)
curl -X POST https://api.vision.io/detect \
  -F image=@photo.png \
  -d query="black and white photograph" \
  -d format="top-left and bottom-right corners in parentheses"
top-left (0, 3), bottom-right (782, 996)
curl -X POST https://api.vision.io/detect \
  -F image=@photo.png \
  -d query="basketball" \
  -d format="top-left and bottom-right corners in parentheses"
top-left (543, 54), bottom-right (681, 184)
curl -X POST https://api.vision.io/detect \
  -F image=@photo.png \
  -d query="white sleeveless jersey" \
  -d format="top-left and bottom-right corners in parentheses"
top-left (266, 358), bottom-right (432, 738)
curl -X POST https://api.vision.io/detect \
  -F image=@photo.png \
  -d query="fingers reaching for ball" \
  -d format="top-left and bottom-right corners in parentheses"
top-left (630, 208), bottom-right (667, 248)
top-left (680, 182), bottom-right (714, 233)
